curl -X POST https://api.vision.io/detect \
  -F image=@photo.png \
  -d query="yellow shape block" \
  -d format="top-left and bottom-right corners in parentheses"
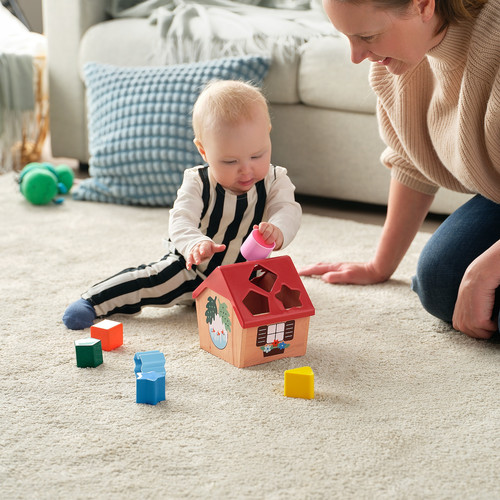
top-left (284, 366), bottom-right (314, 399)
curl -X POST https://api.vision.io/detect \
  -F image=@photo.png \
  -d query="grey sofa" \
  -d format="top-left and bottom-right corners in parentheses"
top-left (42, 0), bottom-right (471, 213)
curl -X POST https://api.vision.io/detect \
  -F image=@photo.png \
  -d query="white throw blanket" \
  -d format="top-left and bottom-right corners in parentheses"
top-left (108, 0), bottom-right (337, 64)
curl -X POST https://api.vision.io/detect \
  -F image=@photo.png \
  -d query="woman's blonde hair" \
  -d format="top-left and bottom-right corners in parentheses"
top-left (192, 80), bottom-right (270, 142)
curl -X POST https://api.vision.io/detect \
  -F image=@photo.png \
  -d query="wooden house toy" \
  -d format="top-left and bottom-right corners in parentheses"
top-left (192, 255), bottom-right (315, 368)
top-left (90, 319), bottom-right (123, 351)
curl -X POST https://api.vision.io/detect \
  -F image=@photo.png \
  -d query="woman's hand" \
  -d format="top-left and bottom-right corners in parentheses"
top-left (186, 240), bottom-right (226, 270)
top-left (452, 242), bottom-right (500, 339)
top-left (299, 179), bottom-right (435, 286)
top-left (298, 261), bottom-right (389, 284)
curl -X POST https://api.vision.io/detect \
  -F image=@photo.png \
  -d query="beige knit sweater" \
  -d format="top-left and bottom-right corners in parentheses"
top-left (370, 0), bottom-right (500, 203)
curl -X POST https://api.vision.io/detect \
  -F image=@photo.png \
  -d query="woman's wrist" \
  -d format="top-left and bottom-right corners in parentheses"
top-left (367, 259), bottom-right (393, 283)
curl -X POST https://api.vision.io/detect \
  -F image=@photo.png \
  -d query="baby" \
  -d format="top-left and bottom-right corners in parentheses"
top-left (63, 79), bottom-right (302, 329)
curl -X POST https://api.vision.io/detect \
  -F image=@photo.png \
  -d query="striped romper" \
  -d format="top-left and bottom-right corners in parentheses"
top-left (82, 164), bottom-right (302, 318)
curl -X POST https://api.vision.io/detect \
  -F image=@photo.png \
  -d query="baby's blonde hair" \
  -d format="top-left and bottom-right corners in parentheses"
top-left (192, 80), bottom-right (270, 143)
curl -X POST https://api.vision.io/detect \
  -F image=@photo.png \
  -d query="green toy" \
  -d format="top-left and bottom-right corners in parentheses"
top-left (19, 162), bottom-right (74, 205)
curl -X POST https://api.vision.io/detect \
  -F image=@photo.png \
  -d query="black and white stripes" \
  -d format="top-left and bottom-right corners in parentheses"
top-left (82, 164), bottom-right (301, 319)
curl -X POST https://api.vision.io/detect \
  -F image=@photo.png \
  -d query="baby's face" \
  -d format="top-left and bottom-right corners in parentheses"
top-left (197, 105), bottom-right (272, 194)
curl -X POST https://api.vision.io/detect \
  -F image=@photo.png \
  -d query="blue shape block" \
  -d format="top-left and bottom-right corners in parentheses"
top-left (134, 350), bottom-right (165, 376)
top-left (136, 371), bottom-right (166, 405)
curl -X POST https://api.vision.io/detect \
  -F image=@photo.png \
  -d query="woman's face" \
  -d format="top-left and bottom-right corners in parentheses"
top-left (323, 0), bottom-right (445, 75)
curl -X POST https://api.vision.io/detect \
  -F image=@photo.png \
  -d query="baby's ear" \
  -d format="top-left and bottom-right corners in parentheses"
top-left (193, 138), bottom-right (207, 161)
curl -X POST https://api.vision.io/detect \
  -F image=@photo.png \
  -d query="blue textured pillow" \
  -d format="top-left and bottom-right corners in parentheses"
top-left (74, 56), bottom-right (270, 206)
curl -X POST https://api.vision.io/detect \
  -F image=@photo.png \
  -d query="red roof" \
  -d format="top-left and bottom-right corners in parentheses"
top-left (192, 255), bottom-right (315, 328)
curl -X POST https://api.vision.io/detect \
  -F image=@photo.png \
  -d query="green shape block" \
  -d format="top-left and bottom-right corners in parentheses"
top-left (75, 338), bottom-right (103, 368)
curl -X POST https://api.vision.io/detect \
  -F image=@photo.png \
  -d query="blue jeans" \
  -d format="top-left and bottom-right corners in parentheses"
top-left (411, 194), bottom-right (500, 332)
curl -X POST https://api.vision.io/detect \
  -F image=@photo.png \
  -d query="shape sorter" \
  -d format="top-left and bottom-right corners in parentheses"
top-left (90, 320), bottom-right (123, 351)
top-left (284, 366), bottom-right (315, 399)
top-left (192, 256), bottom-right (315, 368)
top-left (75, 338), bottom-right (103, 368)
top-left (134, 350), bottom-right (166, 405)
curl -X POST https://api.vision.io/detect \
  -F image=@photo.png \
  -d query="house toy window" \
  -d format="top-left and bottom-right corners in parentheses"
top-left (256, 320), bottom-right (295, 347)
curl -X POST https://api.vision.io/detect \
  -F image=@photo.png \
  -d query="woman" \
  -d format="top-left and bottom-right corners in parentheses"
top-left (299, 0), bottom-right (500, 339)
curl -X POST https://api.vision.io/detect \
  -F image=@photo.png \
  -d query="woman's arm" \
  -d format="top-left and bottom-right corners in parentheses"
top-left (299, 178), bottom-right (435, 283)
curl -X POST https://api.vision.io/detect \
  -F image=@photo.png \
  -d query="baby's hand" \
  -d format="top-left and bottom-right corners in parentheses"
top-left (186, 240), bottom-right (226, 270)
top-left (254, 223), bottom-right (284, 250)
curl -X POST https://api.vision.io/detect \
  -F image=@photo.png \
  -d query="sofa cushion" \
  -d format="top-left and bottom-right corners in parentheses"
top-left (73, 56), bottom-right (270, 206)
top-left (79, 18), bottom-right (300, 104)
top-left (78, 18), bottom-right (161, 69)
top-left (298, 36), bottom-right (377, 114)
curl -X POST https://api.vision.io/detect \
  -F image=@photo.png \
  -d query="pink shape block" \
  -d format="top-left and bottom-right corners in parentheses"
top-left (240, 229), bottom-right (275, 261)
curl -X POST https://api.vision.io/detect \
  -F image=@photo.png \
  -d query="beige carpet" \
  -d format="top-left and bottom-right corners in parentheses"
top-left (1, 171), bottom-right (499, 499)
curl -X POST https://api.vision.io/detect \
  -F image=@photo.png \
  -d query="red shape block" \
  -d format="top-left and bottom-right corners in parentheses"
top-left (91, 320), bottom-right (123, 351)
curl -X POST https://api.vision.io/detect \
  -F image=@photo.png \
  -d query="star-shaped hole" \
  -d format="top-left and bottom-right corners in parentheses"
top-left (275, 285), bottom-right (302, 309)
